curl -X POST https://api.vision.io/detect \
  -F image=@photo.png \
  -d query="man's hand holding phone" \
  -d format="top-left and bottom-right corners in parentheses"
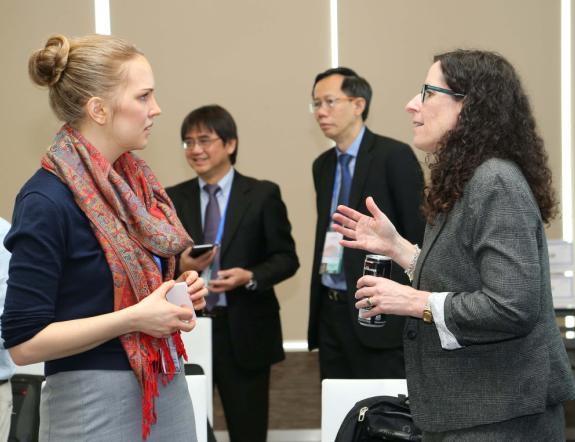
top-left (179, 244), bottom-right (217, 273)
top-left (189, 243), bottom-right (215, 258)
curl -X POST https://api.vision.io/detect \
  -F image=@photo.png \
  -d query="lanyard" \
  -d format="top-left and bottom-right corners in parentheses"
top-left (152, 255), bottom-right (163, 273)
top-left (212, 191), bottom-right (230, 246)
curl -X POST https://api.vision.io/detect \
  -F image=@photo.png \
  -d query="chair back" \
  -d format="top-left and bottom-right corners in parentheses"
top-left (321, 378), bottom-right (408, 442)
top-left (186, 374), bottom-right (208, 442)
top-left (181, 317), bottom-right (213, 422)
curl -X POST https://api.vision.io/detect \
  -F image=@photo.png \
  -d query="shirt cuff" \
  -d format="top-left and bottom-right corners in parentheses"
top-left (429, 292), bottom-right (463, 350)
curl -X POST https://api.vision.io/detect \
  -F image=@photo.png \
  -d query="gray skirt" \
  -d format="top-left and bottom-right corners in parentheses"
top-left (40, 369), bottom-right (197, 442)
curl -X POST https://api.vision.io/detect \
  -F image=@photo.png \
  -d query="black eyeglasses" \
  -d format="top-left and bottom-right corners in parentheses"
top-left (420, 84), bottom-right (465, 103)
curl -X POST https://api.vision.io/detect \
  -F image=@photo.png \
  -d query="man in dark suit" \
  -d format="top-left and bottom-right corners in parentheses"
top-left (309, 67), bottom-right (425, 380)
top-left (166, 105), bottom-right (299, 442)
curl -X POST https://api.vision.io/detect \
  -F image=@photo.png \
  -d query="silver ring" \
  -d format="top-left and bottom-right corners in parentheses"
top-left (366, 297), bottom-right (373, 308)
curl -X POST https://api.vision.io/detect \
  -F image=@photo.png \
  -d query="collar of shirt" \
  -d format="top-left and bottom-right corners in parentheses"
top-left (198, 167), bottom-right (235, 225)
top-left (335, 125), bottom-right (365, 160)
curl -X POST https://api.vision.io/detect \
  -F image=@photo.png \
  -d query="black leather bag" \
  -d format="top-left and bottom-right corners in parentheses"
top-left (335, 394), bottom-right (422, 442)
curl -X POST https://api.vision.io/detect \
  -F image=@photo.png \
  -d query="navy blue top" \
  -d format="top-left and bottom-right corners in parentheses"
top-left (1, 169), bottom-right (131, 375)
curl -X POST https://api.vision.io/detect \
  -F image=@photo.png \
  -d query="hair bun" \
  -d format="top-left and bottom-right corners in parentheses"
top-left (28, 34), bottom-right (71, 87)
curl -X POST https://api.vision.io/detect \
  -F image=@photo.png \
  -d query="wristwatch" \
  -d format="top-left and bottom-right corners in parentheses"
top-left (245, 278), bottom-right (258, 291)
top-left (422, 301), bottom-right (434, 324)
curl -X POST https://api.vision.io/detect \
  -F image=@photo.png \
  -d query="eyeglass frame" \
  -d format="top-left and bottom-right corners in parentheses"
top-left (181, 136), bottom-right (221, 150)
top-left (309, 96), bottom-right (357, 113)
top-left (420, 84), bottom-right (465, 103)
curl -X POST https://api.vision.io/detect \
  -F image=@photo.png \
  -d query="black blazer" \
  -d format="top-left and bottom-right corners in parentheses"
top-left (308, 128), bottom-right (425, 350)
top-left (166, 171), bottom-right (299, 370)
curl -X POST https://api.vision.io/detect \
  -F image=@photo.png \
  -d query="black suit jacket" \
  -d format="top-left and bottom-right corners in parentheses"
top-left (166, 171), bottom-right (299, 370)
top-left (309, 128), bottom-right (425, 350)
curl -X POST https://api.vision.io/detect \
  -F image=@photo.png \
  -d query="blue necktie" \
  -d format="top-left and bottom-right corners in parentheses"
top-left (203, 184), bottom-right (221, 310)
top-left (332, 153), bottom-right (352, 283)
top-left (337, 154), bottom-right (352, 207)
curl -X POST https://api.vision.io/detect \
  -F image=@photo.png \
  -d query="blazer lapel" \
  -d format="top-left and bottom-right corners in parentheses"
top-left (413, 213), bottom-right (447, 288)
top-left (348, 128), bottom-right (374, 211)
top-left (220, 172), bottom-right (251, 259)
top-left (182, 180), bottom-right (203, 242)
top-left (318, 150), bottom-right (337, 232)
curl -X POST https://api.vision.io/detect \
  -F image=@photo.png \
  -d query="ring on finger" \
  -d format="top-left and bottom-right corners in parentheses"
top-left (366, 297), bottom-right (373, 308)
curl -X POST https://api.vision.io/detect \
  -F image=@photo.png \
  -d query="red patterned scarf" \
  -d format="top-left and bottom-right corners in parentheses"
top-left (41, 124), bottom-right (192, 439)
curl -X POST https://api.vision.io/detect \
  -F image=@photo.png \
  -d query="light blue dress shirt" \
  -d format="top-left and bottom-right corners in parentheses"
top-left (322, 126), bottom-right (365, 291)
top-left (198, 167), bottom-right (235, 307)
top-left (0, 217), bottom-right (16, 380)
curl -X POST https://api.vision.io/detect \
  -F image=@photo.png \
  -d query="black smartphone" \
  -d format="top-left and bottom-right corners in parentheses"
top-left (188, 243), bottom-right (214, 258)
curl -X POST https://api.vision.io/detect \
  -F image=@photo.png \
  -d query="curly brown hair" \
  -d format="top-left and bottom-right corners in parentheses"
top-left (423, 49), bottom-right (557, 224)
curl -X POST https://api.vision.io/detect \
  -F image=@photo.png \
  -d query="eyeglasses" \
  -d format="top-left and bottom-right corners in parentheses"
top-left (309, 96), bottom-right (356, 113)
top-left (420, 84), bottom-right (465, 103)
top-left (181, 137), bottom-right (221, 150)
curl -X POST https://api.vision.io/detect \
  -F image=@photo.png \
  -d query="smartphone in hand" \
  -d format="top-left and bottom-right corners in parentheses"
top-left (166, 282), bottom-right (197, 319)
top-left (188, 243), bottom-right (215, 258)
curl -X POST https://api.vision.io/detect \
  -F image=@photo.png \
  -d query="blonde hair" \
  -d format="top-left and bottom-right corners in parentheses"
top-left (28, 34), bottom-right (143, 123)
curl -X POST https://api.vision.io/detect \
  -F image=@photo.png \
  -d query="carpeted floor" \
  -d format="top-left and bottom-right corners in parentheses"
top-left (213, 351), bottom-right (322, 431)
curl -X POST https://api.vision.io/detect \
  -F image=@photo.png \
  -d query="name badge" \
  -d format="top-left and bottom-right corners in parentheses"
top-left (160, 337), bottom-right (182, 375)
top-left (320, 231), bottom-right (344, 274)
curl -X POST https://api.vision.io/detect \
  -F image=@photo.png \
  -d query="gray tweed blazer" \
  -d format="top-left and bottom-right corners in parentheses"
top-left (404, 158), bottom-right (575, 432)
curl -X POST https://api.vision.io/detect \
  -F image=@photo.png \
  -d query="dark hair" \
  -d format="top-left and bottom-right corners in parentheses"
top-left (424, 49), bottom-right (557, 224)
top-left (312, 67), bottom-right (372, 121)
top-left (180, 104), bottom-right (238, 165)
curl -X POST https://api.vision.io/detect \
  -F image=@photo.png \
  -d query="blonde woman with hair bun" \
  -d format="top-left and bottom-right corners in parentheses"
top-left (2, 33), bottom-right (205, 441)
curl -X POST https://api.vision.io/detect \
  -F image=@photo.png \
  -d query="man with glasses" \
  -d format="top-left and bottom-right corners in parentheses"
top-left (166, 105), bottom-right (299, 442)
top-left (308, 67), bottom-right (425, 380)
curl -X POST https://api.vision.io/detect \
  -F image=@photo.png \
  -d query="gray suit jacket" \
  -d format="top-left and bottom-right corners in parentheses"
top-left (404, 158), bottom-right (575, 432)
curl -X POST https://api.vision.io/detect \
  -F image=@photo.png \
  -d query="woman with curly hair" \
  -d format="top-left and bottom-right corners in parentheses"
top-left (332, 49), bottom-right (575, 440)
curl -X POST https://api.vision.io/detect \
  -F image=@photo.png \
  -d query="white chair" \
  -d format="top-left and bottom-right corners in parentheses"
top-left (321, 378), bottom-right (408, 442)
top-left (180, 317), bottom-right (213, 423)
top-left (186, 374), bottom-right (208, 442)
